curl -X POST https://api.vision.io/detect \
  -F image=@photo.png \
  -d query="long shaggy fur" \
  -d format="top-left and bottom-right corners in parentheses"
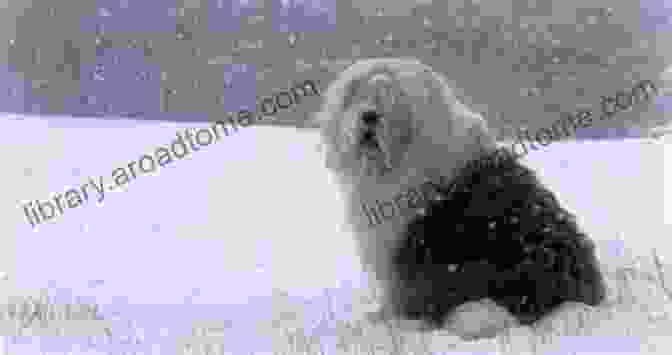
top-left (315, 57), bottom-right (606, 338)
top-left (390, 150), bottom-right (606, 330)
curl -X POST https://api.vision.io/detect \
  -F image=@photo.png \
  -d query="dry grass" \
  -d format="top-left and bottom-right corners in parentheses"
top-left (243, 246), bottom-right (672, 355)
top-left (5, 244), bottom-right (671, 355)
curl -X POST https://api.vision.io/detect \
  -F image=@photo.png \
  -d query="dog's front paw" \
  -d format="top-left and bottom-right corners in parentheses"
top-left (444, 299), bottom-right (518, 341)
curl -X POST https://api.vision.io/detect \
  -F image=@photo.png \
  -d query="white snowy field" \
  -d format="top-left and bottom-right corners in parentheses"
top-left (0, 114), bottom-right (670, 354)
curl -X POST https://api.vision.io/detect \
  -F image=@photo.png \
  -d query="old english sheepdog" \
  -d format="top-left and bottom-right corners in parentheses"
top-left (315, 57), bottom-right (606, 339)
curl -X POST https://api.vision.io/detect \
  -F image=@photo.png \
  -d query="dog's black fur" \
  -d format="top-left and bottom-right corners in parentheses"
top-left (389, 148), bottom-right (606, 328)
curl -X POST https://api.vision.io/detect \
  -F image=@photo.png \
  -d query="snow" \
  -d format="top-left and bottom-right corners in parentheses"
top-left (0, 114), bottom-right (669, 354)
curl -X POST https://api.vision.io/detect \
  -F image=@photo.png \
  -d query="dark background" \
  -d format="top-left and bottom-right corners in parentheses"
top-left (1, 0), bottom-right (671, 139)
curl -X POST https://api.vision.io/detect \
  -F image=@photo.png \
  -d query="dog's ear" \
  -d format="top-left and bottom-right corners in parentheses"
top-left (319, 114), bottom-right (340, 170)
top-left (318, 109), bottom-right (352, 172)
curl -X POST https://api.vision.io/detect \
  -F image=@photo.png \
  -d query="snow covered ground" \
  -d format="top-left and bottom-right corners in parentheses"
top-left (0, 114), bottom-right (670, 354)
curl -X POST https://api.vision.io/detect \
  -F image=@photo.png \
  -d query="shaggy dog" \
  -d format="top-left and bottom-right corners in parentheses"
top-left (315, 57), bottom-right (606, 339)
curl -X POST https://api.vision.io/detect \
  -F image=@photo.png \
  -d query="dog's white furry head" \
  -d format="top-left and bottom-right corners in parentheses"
top-left (316, 57), bottom-right (497, 189)
top-left (315, 58), bottom-right (498, 284)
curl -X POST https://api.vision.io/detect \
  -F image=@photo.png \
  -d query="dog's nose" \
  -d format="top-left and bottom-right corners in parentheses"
top-left (361, 110), bottom-right (382, 125)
